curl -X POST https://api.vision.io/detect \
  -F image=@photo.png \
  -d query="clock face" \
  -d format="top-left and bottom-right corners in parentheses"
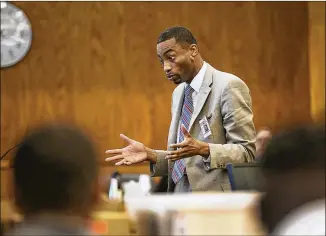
top-left (1, 1), bottom-right (32, 68)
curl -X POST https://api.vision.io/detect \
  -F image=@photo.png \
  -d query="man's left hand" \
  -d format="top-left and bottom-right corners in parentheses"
top-left (166, 125), bottom-right (210, 161)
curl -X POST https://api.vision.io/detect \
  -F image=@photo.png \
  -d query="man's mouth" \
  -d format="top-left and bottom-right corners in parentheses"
top-left (167, 74), bottom-right (181, 84)
top-left (167, 74), bottom-right (176, 80)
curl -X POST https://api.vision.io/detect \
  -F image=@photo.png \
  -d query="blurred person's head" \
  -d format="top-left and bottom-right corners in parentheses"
top-left (157, 26), bottom-right (203, 85)
top-left (11, 123), bottom-right (99, 219)
top-left (255, 128), bottom-right (272, 158)
top-left (258, 125), bottom-right (325, 233)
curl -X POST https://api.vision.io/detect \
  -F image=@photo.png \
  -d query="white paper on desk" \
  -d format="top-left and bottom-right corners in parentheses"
top-left (108, 178), bottom-right (119, 200)
top-left (123, 181), bottom-right (149, 198)
top-left (139, 174), bottom-right (151, 194)
top-left (122, 174), bottom-right (151, 198)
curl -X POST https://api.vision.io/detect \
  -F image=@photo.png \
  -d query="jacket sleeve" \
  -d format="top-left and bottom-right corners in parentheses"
top-left (206, 79), bottom-right (256, 169)
top-left (150, 150), bottom-right (169, 177)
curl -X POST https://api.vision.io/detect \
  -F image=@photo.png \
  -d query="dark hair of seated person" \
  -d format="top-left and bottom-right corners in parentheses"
top-left (258, 124), bottom-right (325, 233)
top-left (11, 123), bottom-right (99, 217)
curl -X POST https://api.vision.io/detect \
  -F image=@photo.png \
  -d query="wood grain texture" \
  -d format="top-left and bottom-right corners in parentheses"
top-left (308, 2), bottom-right (325, 122)
top-left (1, 2), bottom-right (312, 170)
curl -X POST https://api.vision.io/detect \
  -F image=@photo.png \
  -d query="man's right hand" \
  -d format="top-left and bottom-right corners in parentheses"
top-left (105, 134), bottom-right (157, 165)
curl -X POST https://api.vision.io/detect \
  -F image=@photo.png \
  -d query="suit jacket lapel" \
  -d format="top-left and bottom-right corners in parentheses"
top-left (189, 64), bottom-right (213, 131)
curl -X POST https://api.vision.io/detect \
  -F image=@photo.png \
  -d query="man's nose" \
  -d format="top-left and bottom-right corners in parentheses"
top-left (163, 62), bottom-right (172, 73)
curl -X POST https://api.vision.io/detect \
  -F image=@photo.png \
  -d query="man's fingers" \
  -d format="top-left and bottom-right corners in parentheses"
top-left (115, 159), bottom-right (128, 166)
top-left (167, 155), bottom-right (185, 161)
top-left (166, 150), bottom-right (184, 159)
top-left (166, 148), bottom-right (191, 160)
top-left (169, 142), bottom-right (187, 149)
top-left (105, 155), bottom-right (124, 162)
top-left (167, 150), bottom-right (181, 156)
top-left (105, 134), bottom-right (134, 154)
top-left (166, 154), bottom-right (178, 160)
top-left (120, 134), bottom-right (134, 144)
top-left (105, 149), bottom-right (122, 155)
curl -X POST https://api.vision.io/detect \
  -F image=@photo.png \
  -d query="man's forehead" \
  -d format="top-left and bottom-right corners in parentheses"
top-left (156, 38), bottom-right (178, 55)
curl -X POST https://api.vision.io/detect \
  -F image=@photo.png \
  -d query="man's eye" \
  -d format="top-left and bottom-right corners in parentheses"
top-left (168, 56), bottom-right (175, 61)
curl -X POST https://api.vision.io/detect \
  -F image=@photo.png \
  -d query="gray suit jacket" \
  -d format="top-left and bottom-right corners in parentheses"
top-left (150, 63), bottom-right (256, 192)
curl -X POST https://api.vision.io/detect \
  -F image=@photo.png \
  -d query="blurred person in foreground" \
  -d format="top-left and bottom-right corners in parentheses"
top-left (259, 124), bottom-right (325, 235)
top-left (255, 127), bottom-right (272, 161)
top-left (5, 124), bottom-right (99, 236)
top-left (105, 26), bottom-right (256, 193)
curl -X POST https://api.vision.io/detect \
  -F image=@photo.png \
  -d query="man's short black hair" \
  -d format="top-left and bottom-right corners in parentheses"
top-left (157, 26), bottom-right (197, 46)
top-left (260, 124), bottom-right (325, 173)
top-left (12, 123), bottom-right (98, 215)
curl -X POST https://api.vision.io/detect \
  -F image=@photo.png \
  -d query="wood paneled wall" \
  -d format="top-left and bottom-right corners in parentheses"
top-left (1, 2), bottom-right (312, 172)
top-left (308, 2), bottom-right (325, 122)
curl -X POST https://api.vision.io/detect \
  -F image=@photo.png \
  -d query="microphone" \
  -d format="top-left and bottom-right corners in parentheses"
top-left (0, 143), bottom-right (21, 161)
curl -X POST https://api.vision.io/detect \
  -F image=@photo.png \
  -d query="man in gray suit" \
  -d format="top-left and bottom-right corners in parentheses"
top-left (106, 26), bottom-right (256, 193)
top-left (6, 124), bottom-right (99, 235)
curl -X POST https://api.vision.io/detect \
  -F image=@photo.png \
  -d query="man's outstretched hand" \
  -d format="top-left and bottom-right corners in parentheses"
top-left (105, 134), bottom-right (152, 166)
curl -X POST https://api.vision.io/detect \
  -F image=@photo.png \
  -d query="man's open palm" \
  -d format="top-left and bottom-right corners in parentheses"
top-left (105, 134), bottom-right (147, 165)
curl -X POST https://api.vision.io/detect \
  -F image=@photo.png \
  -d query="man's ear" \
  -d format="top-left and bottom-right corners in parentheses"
top-left (189, 44), bottom-right (199, 59)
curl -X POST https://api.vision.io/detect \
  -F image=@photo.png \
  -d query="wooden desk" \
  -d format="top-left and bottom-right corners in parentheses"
top-left (126, 192), bottom-right (266, 235)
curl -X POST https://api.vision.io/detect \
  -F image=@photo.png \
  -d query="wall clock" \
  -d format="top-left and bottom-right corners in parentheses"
top-left (1, 1), bottom-right (32, 68)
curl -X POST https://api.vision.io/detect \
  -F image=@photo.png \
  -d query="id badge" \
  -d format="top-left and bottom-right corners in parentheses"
top-left (199, 116), bottom-right (212, 139)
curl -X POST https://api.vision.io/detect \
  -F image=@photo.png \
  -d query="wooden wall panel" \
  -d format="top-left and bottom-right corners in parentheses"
top-left (1, 2), bottom-right (311, 173)
top-left (308, 2), bottom-right (325, 122)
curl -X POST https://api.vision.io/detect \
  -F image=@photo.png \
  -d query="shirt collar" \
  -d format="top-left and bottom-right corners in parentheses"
top-left (189, 61), bottom-right (207, 93)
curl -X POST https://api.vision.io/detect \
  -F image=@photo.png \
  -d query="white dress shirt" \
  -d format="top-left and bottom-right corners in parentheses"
top-left (176, 61), bottom-right (207, 143)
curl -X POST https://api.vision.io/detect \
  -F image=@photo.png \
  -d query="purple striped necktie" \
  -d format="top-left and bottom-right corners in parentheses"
top-left (171, 85), bottom-right (194, 184)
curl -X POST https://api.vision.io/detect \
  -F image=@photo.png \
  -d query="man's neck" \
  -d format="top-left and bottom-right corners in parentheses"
top-left (189, 58), bottom-right (204, 83)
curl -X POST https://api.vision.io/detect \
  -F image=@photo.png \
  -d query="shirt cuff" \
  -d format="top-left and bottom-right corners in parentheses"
top-left (203, 155), bottom-right (211, 170)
